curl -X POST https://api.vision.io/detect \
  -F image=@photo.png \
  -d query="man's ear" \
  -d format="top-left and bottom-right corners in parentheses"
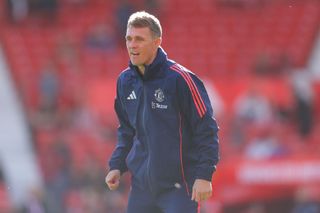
top-left (155, 37), bottom-right (162, 47)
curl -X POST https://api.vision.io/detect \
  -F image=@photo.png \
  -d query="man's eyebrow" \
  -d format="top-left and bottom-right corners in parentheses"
top-left (126, 35), bottom-right (145, 40)
top-left (135, 35), bottom-right (145, 40)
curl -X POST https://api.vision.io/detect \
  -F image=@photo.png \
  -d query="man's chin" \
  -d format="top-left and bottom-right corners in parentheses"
top-left (131, 61), bottom-right (142, 67)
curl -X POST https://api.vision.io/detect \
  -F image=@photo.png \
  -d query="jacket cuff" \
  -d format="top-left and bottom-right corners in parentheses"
top-left (195, 166), bottom-right (216, 181)
top-left (109, 165), bottom-right (128, 175)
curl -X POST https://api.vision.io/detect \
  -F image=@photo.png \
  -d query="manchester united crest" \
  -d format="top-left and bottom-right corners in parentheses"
top-left (154, 88), bottom-right (165, 102)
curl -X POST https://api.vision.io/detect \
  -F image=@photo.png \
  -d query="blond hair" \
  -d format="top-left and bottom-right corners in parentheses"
top-left (127, 11), bottom-right (162, 38)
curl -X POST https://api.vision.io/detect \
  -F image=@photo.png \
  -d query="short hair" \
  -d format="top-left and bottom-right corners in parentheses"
top-left (127, 11), bottom-right (162, 38)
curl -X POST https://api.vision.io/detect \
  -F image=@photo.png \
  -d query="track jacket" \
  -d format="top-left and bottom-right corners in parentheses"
top-left (109, 47), bottom-right (219, 195)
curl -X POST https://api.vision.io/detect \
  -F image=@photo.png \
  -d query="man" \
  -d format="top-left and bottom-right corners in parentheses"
top-left (105, 11), bottom-right (220, 213)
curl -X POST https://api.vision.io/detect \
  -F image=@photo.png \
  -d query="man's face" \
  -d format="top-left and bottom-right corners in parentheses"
top-left (126, 26), bottom-right (161, 67)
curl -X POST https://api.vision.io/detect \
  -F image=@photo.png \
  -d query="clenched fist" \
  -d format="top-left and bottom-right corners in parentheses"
top-left (105, 169), bottom-right (121, 190)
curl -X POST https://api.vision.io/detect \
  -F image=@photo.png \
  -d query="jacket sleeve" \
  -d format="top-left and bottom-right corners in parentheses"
top-left (176, 71), bottom-right (220, 181)
top-left (108, 77), bottom-right (135, 174)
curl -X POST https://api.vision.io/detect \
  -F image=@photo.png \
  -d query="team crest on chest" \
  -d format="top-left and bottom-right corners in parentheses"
top-left (154, 88), bottom-right (165, 102)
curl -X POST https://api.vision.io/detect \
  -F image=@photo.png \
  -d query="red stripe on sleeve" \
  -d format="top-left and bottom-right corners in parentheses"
top-left (170, 65), bottom-right (206, 117)
top-left (178, 113), bottom-right (190, 195)
top-left (184, 71), bottom-right (207, 114)
top-left (174, 65), bottom-right (206, 115)
top-left (172, 65), bottom-right (206, 113)
top-left (171, 64), bottom-right (207, 117)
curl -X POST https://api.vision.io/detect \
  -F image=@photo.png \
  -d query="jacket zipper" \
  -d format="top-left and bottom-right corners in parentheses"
top-left (141, 83), bottom-right (154, 194)
top-left (140, 80), bottom-right (153, 192)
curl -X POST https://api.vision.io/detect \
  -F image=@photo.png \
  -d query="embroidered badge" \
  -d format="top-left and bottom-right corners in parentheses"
top-left (154, 88), bottom-right (165, 102)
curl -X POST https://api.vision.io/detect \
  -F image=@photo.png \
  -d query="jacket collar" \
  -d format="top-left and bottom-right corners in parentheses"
top-left (129, 47), bottom-right (167, 80)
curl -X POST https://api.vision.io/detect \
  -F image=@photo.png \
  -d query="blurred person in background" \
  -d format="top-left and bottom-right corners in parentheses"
top-left (54, 32), bottom-right (80, 67)
top-left (21, 187), bottom-right (48, 213)
top-left (30, 60), bottom-right (61, 129)
top-left (83, 22), bottom-right (117, 53)
top-left (291, 185), bottom-right (320, 213)
top-left (69, 93), bottom-right (99, 134)
top-left (28, 0), bottom-right (58, 24)
top-left (53, 32), bottom-right (84, 111)
top-left (244, 127), bottom-right (289, 160)
top-left (254, 52), bottom-right (274, 76)
top-left (114, 0), bottom-right (135, 45)
top-left (291, 68), bottom-right (315, 138)
top-left (105, 11), bottom-right (220, 213)
top-left (144, 0), bottom-right (162, 17)
top-left (45, 134), bottom-right (72, 213)
top-left (6, 0), bottom-right (29, 23)
top-left (230, 83), bottom-right (274, 148)
top-left (38, 61), bottom-right (60, 115)
top-left (234, 83), bottom-right (273, 126)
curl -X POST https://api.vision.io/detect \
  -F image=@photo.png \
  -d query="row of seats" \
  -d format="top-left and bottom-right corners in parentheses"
top-left (162, 0), bottom-right (320, 75)
top-left (1, 0), bottom-right (318, 100)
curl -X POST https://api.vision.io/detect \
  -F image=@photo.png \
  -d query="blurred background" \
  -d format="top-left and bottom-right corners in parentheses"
top-left (0, 0), bottom-right (319, 212)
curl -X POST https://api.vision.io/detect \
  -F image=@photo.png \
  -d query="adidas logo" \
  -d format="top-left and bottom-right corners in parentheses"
top-left (127, 90), bottom-right (137, 100)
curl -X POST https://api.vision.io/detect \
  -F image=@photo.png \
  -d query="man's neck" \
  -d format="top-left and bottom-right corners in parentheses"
top-left (138, 65), bottom-right (145, 75)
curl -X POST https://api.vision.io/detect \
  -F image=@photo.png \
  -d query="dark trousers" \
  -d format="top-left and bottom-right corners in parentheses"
top-left (126, 182), bottom-right (199, 213)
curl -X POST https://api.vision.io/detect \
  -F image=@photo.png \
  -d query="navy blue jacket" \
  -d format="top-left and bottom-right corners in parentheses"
top-left (109, 48), bottom-right (219, 195)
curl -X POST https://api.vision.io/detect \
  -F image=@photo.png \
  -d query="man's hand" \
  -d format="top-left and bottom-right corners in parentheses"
top-left (191, 179), bottom-right (212, 202)
top-left (105, 170), bottom-right (121, 190)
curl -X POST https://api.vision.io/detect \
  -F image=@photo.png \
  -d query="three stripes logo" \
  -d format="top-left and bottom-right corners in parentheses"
top-left (127, 90), bottom-right (137, 100)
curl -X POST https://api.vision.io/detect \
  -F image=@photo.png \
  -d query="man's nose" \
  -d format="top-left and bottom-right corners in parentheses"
top-left (128, 40), bottom-right (138, 49)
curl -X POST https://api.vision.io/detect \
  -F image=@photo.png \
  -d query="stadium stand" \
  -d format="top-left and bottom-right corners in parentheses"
top-left (0, 0), bottom-right (319, 212)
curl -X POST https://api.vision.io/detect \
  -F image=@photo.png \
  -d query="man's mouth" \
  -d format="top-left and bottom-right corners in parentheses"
top-left (131, 52), bottom-right (140, 56)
